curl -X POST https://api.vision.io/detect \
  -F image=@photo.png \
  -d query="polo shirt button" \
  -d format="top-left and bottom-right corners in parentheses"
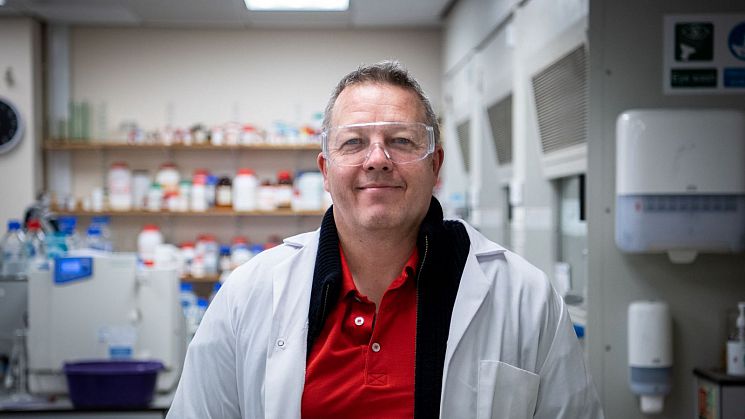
top-left (354, 316), bottom-right (365, 326)
top-left (371, 342), bottom-right (381, 352)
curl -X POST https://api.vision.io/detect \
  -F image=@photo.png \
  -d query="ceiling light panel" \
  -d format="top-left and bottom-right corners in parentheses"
top-left (244, 0), bottom-right (349, 11)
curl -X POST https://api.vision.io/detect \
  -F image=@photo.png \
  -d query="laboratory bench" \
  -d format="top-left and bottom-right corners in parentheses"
top-left (0, 391), bottom-right (173, 419)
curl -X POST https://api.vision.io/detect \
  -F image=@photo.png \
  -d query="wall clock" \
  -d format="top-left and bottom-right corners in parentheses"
top-left (0, 97), bottom-right (24, 155)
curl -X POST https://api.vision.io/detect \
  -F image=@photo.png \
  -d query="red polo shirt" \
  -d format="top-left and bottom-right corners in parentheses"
top-left (301, 245), bottom-right (419, 419)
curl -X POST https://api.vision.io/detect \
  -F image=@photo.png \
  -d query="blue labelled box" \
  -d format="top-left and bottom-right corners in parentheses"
top-left (724, 68), bottom-right (745, 87)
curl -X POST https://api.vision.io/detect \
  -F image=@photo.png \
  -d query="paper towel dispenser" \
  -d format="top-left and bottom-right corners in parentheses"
top-left (615, 109), bottom-right (745, 263)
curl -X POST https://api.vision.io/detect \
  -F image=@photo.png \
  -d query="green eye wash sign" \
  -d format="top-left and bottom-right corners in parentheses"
top-left (664, 14), bottom-right (745, 94)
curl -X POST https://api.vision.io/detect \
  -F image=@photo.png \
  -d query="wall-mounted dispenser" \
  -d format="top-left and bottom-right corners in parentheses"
top-left (628, 300), bottom-right (673, 414)
top-left (615, 109), bottom-right (745, 263)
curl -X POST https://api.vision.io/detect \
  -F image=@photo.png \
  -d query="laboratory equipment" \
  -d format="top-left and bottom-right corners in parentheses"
top-left (628, 300), bottom-right (673, 414)
top-left (615, 109), bottom-right (745, 263)
top-left (694, 368), bottom-right (745, 419)
top-left (727, 302), bottom-right (745, 375)
top-left (26, 253), bottom-right (186, 396)
top-left (0, 278), bottom-right (27, 362)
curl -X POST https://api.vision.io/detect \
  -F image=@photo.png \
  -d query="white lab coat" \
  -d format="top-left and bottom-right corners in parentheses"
top-left (167, 221), bottom-right (603, 419)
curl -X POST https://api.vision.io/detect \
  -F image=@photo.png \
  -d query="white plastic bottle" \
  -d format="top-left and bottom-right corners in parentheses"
top-left (156, 162), bottom-right (181, 195)
top-left (147, 183), bottom-right (164, 212)
top-left (233, 168), bottom-right (259, 211)
top-left (727, 302), bottom-right (745, 375)
top-left (230, 236), bottom-right (253, 269)
top-left (257, 180), bottom-right (277, 211)
top-left (1, 220), bottom-right (29, 276)
top-left (196, 234), bottom-right (219, 276)
top-left (137, 224), bottom-right (164, 264)
top-left (190, 170), bottom-right (208, 212)
top-left (108, 161), bottom-right (133, 211)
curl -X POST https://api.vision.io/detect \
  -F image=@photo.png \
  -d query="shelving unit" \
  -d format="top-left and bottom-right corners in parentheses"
top-left (43, 137), bottom-right (326, 265)
top-left (43, 140), bottom-right (321, 151)
top-left (52, 207), bottom-right (325, 217)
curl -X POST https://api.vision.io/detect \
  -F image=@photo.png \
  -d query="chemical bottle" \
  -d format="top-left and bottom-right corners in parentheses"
top-left (25, 219), bottom-right (46, 259)
top-left (275, 170), bottom-right (293, 209)
top-left (216, 176), bottom-right (233, 208)
top-left (58, 216), bottom-right (82, 251)
top-left (230, 237), bottom-right (253, 269)
top-left (196, 297), bottom-right (209, 326)
top-left (46, 231), bottom-right (68, 259)
top-left (219, 244), bottom-right (232, 282)
top-left (90, 216), bottom-right (113, 251)
top-left (196, 234), bottom-right (219, 276)
top-left (108, 161), bottom-right (133, 211)
top-left (178, 180), bottom-right (191, 212)
top-left (85, 225), bottom-right (109, 251)
top-left (250, 244), bottom-right (265, 258)
top-left (209, 282), bottom-right (222, 303)
top-left (727, 302), bottom-right (745, 375)
top-left (233, 169), bottom-right (258, 211)
top-left (156, 162), bottom-right (180, 196)
top-left (147, 182), bottom-right (163, 212)
top-left (137, 224), bottom-right (164, 265)
top-left (190, 169), bottom-right (209, 212)
top-left (180, 241), bottom-right (195, 278)
top-left (205, 174), bottom-right (218, 208)
top-left (1, 220), bottom-right (29, 276)
top-left (257, 179), bottom-right (277, 211)
top-left (179, 282), bottom-right (199, 338)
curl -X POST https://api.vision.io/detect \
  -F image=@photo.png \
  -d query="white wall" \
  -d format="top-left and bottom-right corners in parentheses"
top-left (70, 27), bottom-right (441, 134)
top-left (587, 1), bottom-right (745, 417)
top-left (0, 18), bottom-right (43, 225)
top-left (59, 27), bottom-right (441, 250)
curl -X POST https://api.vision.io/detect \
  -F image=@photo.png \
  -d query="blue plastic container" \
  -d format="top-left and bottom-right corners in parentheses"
top-left (63, 360), bottom-right (163, 409)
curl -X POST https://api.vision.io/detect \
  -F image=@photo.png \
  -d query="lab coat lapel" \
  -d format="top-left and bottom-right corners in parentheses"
top-left (264, 234), bottom-right (317, 419)
top-left (442, 250), bottom-right (493, 381)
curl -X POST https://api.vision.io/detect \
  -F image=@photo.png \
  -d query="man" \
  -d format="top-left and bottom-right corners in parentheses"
top-left (167, 61), bottom-right (603, 418)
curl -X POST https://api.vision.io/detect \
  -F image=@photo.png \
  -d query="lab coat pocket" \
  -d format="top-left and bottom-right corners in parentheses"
top-left (477, 360), bottom-right (539, 419)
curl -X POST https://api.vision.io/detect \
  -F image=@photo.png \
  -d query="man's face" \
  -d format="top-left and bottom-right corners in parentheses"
top-left (317, 83), bottom-right (443, 234)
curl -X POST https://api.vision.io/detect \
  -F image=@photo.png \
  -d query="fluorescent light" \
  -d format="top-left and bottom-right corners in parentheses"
top-left (244, 0), bottom-right (349, 11)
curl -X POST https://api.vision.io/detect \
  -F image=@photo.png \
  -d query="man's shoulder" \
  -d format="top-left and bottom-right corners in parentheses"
top-left (224, 229), bottom-right (319, 289)
top-left (455, 219), bottom-right (550, 293)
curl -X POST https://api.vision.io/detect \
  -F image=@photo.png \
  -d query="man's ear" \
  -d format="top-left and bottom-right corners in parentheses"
top-left (432, 146), bottom-right (444, 178)
top-left (317, 152), bottom-right (330, 192)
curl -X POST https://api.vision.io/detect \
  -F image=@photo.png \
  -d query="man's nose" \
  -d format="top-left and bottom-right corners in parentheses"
top-left (363, 143), bottom-right (392, 171)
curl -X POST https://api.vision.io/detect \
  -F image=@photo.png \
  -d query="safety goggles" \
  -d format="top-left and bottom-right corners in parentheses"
top-left (321, 121), bottom-right (435, 167)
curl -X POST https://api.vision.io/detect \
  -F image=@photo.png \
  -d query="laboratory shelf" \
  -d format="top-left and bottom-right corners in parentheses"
top-left (43, 140), bottom-right (320, 151)
top-left (51, 207), bottom-right (325, 217)
top-left (181, 274), bottom-right (220, 283)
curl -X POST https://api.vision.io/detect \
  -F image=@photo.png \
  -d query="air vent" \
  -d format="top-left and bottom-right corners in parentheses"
top-left (456, 120), bottom-right (471, 173)
top-left (487, 94), bottom-right (513, 165)
top-left (531, 45), bottom-right (588, 154)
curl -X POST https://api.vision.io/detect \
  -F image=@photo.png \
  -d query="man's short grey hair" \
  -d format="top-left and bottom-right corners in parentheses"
top-left (323, 60), bottom-right (440, 145)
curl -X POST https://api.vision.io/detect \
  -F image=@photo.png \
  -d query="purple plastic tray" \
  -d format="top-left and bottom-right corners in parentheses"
top-left (63, 360), bottom-right (164, 409)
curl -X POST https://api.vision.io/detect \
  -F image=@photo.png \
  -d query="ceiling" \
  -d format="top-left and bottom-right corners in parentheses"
top-left (0, 0), bottom-right (454, 28)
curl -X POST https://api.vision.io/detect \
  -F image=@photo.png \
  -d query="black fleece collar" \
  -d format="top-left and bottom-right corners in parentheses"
top-left (306, 197), bottom-right (470, 419)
